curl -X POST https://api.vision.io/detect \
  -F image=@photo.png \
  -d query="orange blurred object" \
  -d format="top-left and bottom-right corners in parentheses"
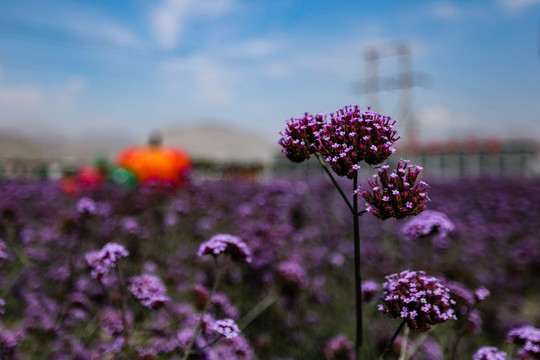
top-left (116, 144), bottom-right (192, 187)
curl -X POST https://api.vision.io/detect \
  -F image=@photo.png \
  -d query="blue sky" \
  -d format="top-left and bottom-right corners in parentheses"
top-left (0, 0), bottom-right (539, 147)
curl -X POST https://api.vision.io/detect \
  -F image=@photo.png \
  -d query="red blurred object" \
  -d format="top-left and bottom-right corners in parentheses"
top-left (426, 140), bottom-right (441, 156)
top-left (60, 175), bottom-right (79, 194)
top-left (464, 137), bottom-right (480, 154)
top-left (77, 165), bottom-right (105, 188)
top-left (445, 138), bottom-right (460, 155)
top-left (116, 142), bottom-right (192, 187)
top-left (484, 137), bottom-right (501, 154)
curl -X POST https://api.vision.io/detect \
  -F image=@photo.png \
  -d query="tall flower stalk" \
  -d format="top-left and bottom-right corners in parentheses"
top-left (279, 105), bottom-right (429, 358)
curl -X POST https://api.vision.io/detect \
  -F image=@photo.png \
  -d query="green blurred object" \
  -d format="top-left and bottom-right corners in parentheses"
top-left (94, 154), bottom-right (114, 176)
top-left (110, 168), bottom-right (137, 189)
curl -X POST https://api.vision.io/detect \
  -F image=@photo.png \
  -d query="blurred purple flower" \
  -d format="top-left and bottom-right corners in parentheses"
top-left (474, 287), bottom-right (491, 302)
top-left (197, 234), bottom-right (252, 264)
top-left (378, 270), bottom-right (456, 332)
top-left (122, 217), bottom-right (141, 235)
top-left (473, 346), bottom-right (507, 360)
top-left (324, 334), bottom-right (354, 360)
top-left (76, 197), bottom-right (96, 215)
top-left (445, 279), bottom-right (476, 317)
top-left (0, 298), bottom-right (5, 316)
top-left (466, 309), bottom-right (483, 334)
top-left (208, 335), bottom-right (255, 360)
top-left (129, 274), bottom-right (169, 309)
top-left (276, 261), bottom-right (308, 291)
top-left (85, 242), bottom-right (129, 279)
top-left (0, 239), bottom-right (8, 262)
top-left (100, 308), bottom-right (128, 336)
top-left (0, 326), bottom-right (23, 357)
top-left (507, 325), bottom-right (540, 356)
top-left (401, 210), bottom-right (454, 245)
top-left (358, 160), bottom-right (429, 220)
top-left (361, 279), bottom-right (380, 302)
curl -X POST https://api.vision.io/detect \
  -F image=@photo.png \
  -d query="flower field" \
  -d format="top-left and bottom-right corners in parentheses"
top-left (1, 174), bottom-right (540, 359)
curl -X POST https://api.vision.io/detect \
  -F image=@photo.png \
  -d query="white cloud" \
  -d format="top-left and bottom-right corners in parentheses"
top-left (161, 54), bottom-right (239, 105)
top-left (0, 75), bottom-right (87, 139)
top-left (0, 85), bottom-right (43, 107)
top-left (63, 10), bottom-right (143, 49)
top-left (94, 23), bottom-right (142, 49)
top-left (151, 0), bottom-right (234, 50)
top-left (418, 105), bottom-right (479, 140)
top-left (262, 62), bottom-right (291, 78)
top-left (429, 2), bottom-right (461, 20)
top-left (228, 38), bottom-right (279, 58)
top-left (419, 106), bottom-right (451, 126)
top-left (499, 0), bottom-right (540, 11)
top-left (52, 76), bottom-right (86, 108)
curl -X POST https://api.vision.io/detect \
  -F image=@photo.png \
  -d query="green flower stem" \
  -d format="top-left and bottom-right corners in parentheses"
top-left (182, 261), bottom-right (222, 360)
top-left (449, 300), bottom-right (480, 360)
top-left (115, 266), bottom-right (131, 360)
top-left (317, 155), bottom-right (365, 359)
top-left (238, 291), bottom-right (278, 330)
top-left (315, 153), bottom-right (354, 214)
top-left (193, 290), bottom-right (278, 354)
top-left (405, 333), bottom-right (428, 360)
top-left (353, 173), bottom-right (363, 358)
top-left (398, 326), bottom-right (410, 360)
top-left (379, 319), bottom-right (407, 360)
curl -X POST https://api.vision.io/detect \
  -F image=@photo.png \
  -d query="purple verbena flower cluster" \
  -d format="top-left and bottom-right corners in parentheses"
top-left (197, 234), bottom-right (252, 264)
top-left (473, 346), bottom-right (507, 360)
top-left (278, 112), bottom-right (326, 163)
top-left (507, 325), bottom-right (540, 357)
top-left (378, 270), bottom-right (456, 332)
top-left (358, 160), bottom-right (429, 220)
top-left (85, 242), bottom-right (129, 279)
top-left (278, 105), bottom-right (399, 178)
top-left (316, 106), bottom-right (399, 178)
top-left (129, 274), bottom-right (169, 309)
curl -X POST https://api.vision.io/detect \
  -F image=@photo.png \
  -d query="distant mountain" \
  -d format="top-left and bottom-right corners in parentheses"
top-left (163, 124), bottom-right (280, 165)
top-left (0, 131), bottom-right (57, 159)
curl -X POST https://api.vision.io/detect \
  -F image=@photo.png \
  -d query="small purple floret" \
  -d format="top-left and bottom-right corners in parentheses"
top-left (212, 319), bottom-right (241, 339)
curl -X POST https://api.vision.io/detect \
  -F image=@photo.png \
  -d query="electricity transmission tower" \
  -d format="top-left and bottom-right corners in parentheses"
top-left (353, 41), bottom-right (430, 153)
